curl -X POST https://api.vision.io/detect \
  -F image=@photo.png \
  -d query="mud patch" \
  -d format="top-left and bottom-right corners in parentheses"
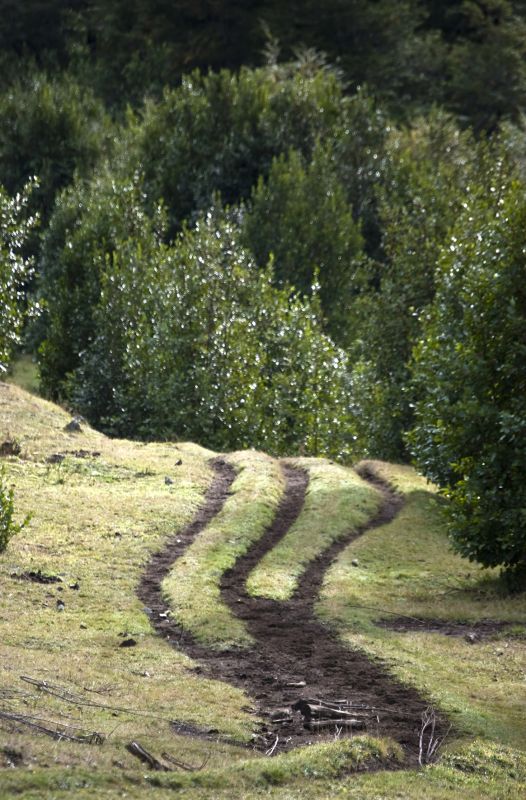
top-left (376, 617), bottom-right (522, 640)
top-left (139, 458), bottom-right (447, 763)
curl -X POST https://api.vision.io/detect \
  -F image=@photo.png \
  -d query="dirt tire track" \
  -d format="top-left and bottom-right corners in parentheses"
top-left (138, 457), bottom-right (447, 763)
top-left (138, 457), bottom-right (236, 654)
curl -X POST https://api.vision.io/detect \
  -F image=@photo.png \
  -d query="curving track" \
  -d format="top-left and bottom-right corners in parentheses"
top-left (138, 457), bottom-right (446, 762)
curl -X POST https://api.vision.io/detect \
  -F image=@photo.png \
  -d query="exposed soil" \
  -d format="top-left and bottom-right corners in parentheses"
top-left (376, 617), bottom-right (521, 640)
top-left (138, 458), bottom-right (448, 764)
top-left (0, 439), bottom-right (21, 457)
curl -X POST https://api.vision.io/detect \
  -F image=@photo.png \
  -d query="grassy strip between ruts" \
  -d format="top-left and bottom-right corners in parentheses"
top-left (246, 458), bottom-right (382, 600)
top-left (318, 459), bottom-right (526, 751)
top-left (162, 450), bottom-right (285, 650)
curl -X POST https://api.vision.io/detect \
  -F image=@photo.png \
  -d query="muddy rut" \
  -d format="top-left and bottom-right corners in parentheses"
top-left (138, 458), bottom-right (446, 763)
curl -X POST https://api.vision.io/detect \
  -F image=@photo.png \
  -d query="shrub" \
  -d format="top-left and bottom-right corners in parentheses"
top-left (348, 112), bottom-right (500, 459)
top-left (38, 171), bottom-right (166, 397)
top-left (0, 71), bottom-right (111, 224)
top-left (0, 471), bottom-right (31, 552)
top-left (70, 206), bottom-right (355, 459)
top-left (242, 145), bottom-right (364, 343)
top-left (0, 181), bottom-right (37, 374)
top-left (127, 63), bottom-right (345, 231)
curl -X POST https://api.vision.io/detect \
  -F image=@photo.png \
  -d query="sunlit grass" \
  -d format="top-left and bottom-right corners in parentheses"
top-left (0, 383), bottom-right (257, 777)
top-left (246, 458), bottom-right (381, 600)
top-left (163, 450), bottom-right (285, 649)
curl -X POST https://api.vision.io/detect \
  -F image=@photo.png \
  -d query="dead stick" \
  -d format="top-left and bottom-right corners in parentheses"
top-left (126, 741), bottom-right (169, 771)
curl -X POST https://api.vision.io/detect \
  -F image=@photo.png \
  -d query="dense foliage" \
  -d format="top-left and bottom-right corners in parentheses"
top-left (243, 146), bottom-right (363, 342)
top-left (1, 3), bottom-right (526, 576)
top-left (0, 71), bottom-right (110, 224)
top-left (409, 182), bottom-right (526, 581)
top-left (3, 0), bottom-right (526, 131)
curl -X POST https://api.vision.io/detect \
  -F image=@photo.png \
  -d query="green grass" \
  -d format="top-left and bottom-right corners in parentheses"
top-left (163, 450), bottom-right (284, 649)
top-left (1, 738), bottom-right (525, 799)
top-left (246, 458), bottom-right (381, 600)
top-left (319, 459), bottom-right (526, 750)
top-left (0, 737), bottom-right (403, 799)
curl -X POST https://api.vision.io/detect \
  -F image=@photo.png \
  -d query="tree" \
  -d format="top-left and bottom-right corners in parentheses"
top-left (409, 180), bottom-right (526, 583)
top-left (0, 71), bottom-right (110, 224)
top-left (127, 62), bottom-right (345, 232)
top-left (348, 112), bottom-right (491, 459)
top-left (242, 145), bottom-right (364, 343)
top-left (38, 171), bottom-right (166, 397)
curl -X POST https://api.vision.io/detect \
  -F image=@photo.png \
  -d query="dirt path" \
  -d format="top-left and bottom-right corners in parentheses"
top-left (138, 458), bottom-right (446, 763)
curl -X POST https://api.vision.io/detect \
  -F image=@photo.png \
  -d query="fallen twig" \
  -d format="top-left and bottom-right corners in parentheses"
top-left (20, 676), bottom-right (171, 722)
top-left (306, 718), bottom-right (365, 731)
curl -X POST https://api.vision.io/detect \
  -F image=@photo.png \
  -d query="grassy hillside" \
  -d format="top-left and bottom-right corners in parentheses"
top-left (0, 383), bottom-right (525, 799)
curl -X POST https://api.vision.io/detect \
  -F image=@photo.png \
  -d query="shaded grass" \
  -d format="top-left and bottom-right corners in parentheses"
top-left (162, 451), bottom-right (285, 649)
top-left (246, 458), bottom-right (381, 600)
top-left (5, 354), bottom-right (40, 395)
top-left (319, 460), bottom-right (526, 751)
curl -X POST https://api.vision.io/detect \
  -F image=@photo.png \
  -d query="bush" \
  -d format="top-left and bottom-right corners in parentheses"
top-left (38, 171), bottom-right (166, 397)
top-left (0, 471), bottom-right (30, 552)
top-left (69, 205), bottom-right (355, 459)
top-left (348, 112), bottom-right (498, 459)
top-left (409, 181), bottom-right (526, 580)
top-left (127, 62), bottom-right (345, 231)
top-left (0, 181), bottom-right (37, 374)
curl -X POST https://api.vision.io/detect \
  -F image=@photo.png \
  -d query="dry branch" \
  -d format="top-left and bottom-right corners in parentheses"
top-left (162, 751), bottom-right (210, 771)
top-left (20, 676), bottom-right (171, 723)
top-left (418, 707), bottom-right (449, 765)
top-left (306, 718), bottom-right (365, 731)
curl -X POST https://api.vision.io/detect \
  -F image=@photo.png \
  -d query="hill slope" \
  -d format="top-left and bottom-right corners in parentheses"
top-left (0, 383), bottom-right (525, 799)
